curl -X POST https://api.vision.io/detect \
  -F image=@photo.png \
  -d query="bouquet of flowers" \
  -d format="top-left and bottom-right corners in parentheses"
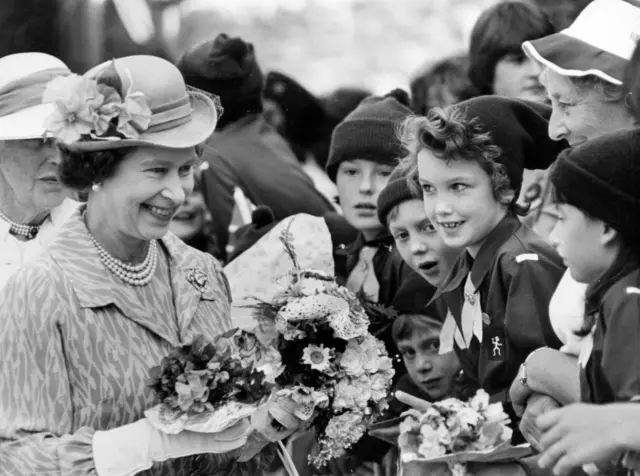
top-left (248, 225), bottom-right (395, 468)
top-left (145, 331), bottom-right (277, 435)
top-left (399, 390), bottom-right (531, 475)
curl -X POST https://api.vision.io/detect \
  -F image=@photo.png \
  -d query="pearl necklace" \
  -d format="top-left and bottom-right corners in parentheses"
top-left (0, 209), bottom-right (41, 239)
top-left (88, 234), bottom-right (158, 286)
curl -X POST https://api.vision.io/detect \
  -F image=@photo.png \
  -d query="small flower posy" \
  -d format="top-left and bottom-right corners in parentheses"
top-left (399, 389), bottom-right (530, 475)
top-left (248, 224), bottom-right (395, 468)
top-left (42, 60), bottom-right (152, 144)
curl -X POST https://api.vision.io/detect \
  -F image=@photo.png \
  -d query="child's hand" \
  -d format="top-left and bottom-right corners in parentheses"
top-left (518, 393), bottom-right (560, 452)
top-left (537, 403), bottom-right (637, 475)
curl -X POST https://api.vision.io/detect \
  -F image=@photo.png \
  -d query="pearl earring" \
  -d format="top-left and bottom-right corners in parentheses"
top-left (91, 183), bottom-right (102, 192)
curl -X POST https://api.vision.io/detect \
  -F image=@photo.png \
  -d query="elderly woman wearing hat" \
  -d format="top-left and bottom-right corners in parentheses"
top-left (0, 56), bottom-right (299, 475)
top-left (505, 0), bottom-right (640, 456)
top-left (0, 52), bottom-right (78, 289)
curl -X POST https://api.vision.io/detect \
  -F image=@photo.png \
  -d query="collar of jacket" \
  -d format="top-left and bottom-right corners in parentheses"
top-left (336, 229), bottom-right (394, 257)
top-left (436, 213), bottom-right (521, 296)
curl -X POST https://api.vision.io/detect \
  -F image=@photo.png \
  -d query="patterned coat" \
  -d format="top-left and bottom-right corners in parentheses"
top-left (0, 208), bottom-right (234, 475)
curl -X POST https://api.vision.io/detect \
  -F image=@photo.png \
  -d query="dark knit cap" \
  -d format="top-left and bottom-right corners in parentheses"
top-left (264, 71), bottom-right (330, 148)
top-left (377, 165), bottom-right (421, 225)
top-left (550, 128), bottom-right (640, 243)
top-left (177, 34), bottom-right (263, 129)
top-left (325, 89), bottom-right (413, 182)
top-left (453, 95), bottom-right (568, 195)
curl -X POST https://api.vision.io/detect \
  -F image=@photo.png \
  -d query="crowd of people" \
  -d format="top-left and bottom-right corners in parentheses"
top-left (1, 0), bottom-right (640, 475)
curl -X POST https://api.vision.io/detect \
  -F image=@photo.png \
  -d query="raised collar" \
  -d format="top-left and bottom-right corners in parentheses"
top-left (337, 229), bottom-right (394, 256)
top-left (48, 207), bottom-right (217, 345)
top-left (437, 214), bottom-right (521, 295)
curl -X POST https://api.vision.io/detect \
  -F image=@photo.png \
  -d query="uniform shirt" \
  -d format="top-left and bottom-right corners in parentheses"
top-left (0, 199), bottom-right (77, 290)
top-left (435, 214), bottom-right (565, 397)
top-left (581, 269), bottom-right (640, 404)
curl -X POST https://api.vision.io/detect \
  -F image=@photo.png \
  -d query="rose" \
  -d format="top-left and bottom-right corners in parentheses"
top-left (339, 346), bottom-right (365, 377)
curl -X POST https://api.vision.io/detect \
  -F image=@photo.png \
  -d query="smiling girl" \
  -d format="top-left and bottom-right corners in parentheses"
top-left (398, 96), bottom-right (567, 400)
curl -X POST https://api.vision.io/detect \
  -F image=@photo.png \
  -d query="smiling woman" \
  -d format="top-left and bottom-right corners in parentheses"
top-left (0, 54), bottom-right (294, 476)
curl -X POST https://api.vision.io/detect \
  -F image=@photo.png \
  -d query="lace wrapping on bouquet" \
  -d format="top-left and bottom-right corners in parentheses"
top-left (224, 214), bottom-right (335, 330)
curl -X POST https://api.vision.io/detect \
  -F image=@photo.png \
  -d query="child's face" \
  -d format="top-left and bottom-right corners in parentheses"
top-left (397, 325), bottom-right (461, 401)
top-left (417, 149), bottom-right (508, 256)
top-left (388, 199), bottom-right (462, 287)
top-left (336, 159), bottom-right (394, 238)
top-left (549, 203), bottom-right (617, 284)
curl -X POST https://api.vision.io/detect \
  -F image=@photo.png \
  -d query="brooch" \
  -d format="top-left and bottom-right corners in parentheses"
top-left (186, 268), bottom-right (208, 293)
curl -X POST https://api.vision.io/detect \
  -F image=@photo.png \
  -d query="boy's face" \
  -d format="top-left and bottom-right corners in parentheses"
top-left (388, 199), bottom-right (462, 287)
top-left (549, 203), bottom-right (615, 284)
top-left (417, 149), bottom-right (507, 256)
top-left (336, 159), bottom-right (394, 238)
top-left (397, 324), bottom-right (461, 401)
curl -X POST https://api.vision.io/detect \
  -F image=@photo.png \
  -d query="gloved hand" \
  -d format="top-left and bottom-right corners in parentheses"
top-left (93, 416), bottom-right (251, 476)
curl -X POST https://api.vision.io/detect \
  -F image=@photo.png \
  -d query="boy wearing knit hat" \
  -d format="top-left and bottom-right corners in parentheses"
top-left (326, 88), bottom-right (428, 310)
top-left (377, 165), bottom-right (462, 288)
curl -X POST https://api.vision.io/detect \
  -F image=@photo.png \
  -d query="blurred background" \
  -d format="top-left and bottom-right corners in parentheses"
top-left (0, 0), bottom-right (590, 95)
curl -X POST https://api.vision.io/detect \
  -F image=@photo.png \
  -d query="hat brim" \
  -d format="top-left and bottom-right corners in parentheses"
top-left (523, 34), bottom-right (627, 86)
top-left (63, 90), bottom-right (218, 151)
top-left (0, 103), bottom-right (58, 140)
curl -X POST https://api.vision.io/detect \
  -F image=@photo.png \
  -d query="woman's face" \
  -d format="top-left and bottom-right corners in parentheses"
top-left (94, 146), bottom-right (197, 241)
top-left (0, 138), bottom-right (68, 218)
top-left (336, 159), bottom-right (393, 239)
top-left (541, 68), bottom-right (635, 146)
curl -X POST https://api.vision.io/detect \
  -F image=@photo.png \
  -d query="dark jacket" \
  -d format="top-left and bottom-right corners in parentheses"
top-left (435, 214), bottom-right (565, 398)
top-left (581, 268), bottom-right (640, 404)
top-left (200, 113), bottom-right (334, 262)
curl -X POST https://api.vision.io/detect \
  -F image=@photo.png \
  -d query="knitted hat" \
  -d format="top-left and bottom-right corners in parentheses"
top-left (453, 95), bottom-right (569, 195)
top-left (325, 89), bottom-right (413, 182)
top-left (377, 165), bottom-right (421, 225)
top-left (264, 71), bottom-right (330, 148)
top-left (550, 128), bottom-right (640, 243)
top-left (177, 34), bottom-right (263, 129)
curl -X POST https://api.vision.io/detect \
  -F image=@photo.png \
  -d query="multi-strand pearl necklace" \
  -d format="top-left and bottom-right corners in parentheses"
top-left (88, 234), bottom-right (158, 286)
top-left (0, 209), bottom-right (41, 239)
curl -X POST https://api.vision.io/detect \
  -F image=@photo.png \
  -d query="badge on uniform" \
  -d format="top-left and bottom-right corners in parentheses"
top-left (484, 327), bottom-right (505, 361)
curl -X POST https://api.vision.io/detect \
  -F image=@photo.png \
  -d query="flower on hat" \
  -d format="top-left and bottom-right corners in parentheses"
top-left (42, 61), bottom-right (151, 144)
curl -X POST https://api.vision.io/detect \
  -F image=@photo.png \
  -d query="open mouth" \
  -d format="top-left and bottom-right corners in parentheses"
top-left (144, 204), bottom-right (177, 220)
top-left (418, 261), bottom-right (438, 273)
top-left (439, 221), bottom-right (464, 229)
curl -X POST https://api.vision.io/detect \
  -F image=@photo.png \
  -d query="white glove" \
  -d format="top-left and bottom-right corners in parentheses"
top-left (92, 417), bottom-right (250, 476)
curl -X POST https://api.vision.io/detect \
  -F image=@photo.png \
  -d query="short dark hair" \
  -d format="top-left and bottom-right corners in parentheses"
top-left (469, 1), bottom-right (555, 94)
top-left (410, 54), bottom-right (479, 115)
top-left (59, 144), bottom-right (205, 191)
top-left (391, 312), bottom-right (442, 344)
top-left (59, 146), bottom-right (131, 191)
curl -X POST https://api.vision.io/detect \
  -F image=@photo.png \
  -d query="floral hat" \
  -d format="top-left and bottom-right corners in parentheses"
top-left (522, 0), bottom-right (640, 86)
top-left (43, 55), bottom-right (221, 150)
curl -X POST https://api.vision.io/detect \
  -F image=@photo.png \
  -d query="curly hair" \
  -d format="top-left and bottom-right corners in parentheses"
top-left (397, 107), bottom-right (524, 214)
top-left (59, 144), bottom-right (206, 192)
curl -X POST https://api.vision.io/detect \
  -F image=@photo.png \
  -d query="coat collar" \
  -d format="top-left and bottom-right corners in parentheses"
top-left (336, 229), bottom-right (394, 257)
top-left (49, 207), bottom-right (217, 345)
top-left (437, 214), bottom-right (521, 295)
